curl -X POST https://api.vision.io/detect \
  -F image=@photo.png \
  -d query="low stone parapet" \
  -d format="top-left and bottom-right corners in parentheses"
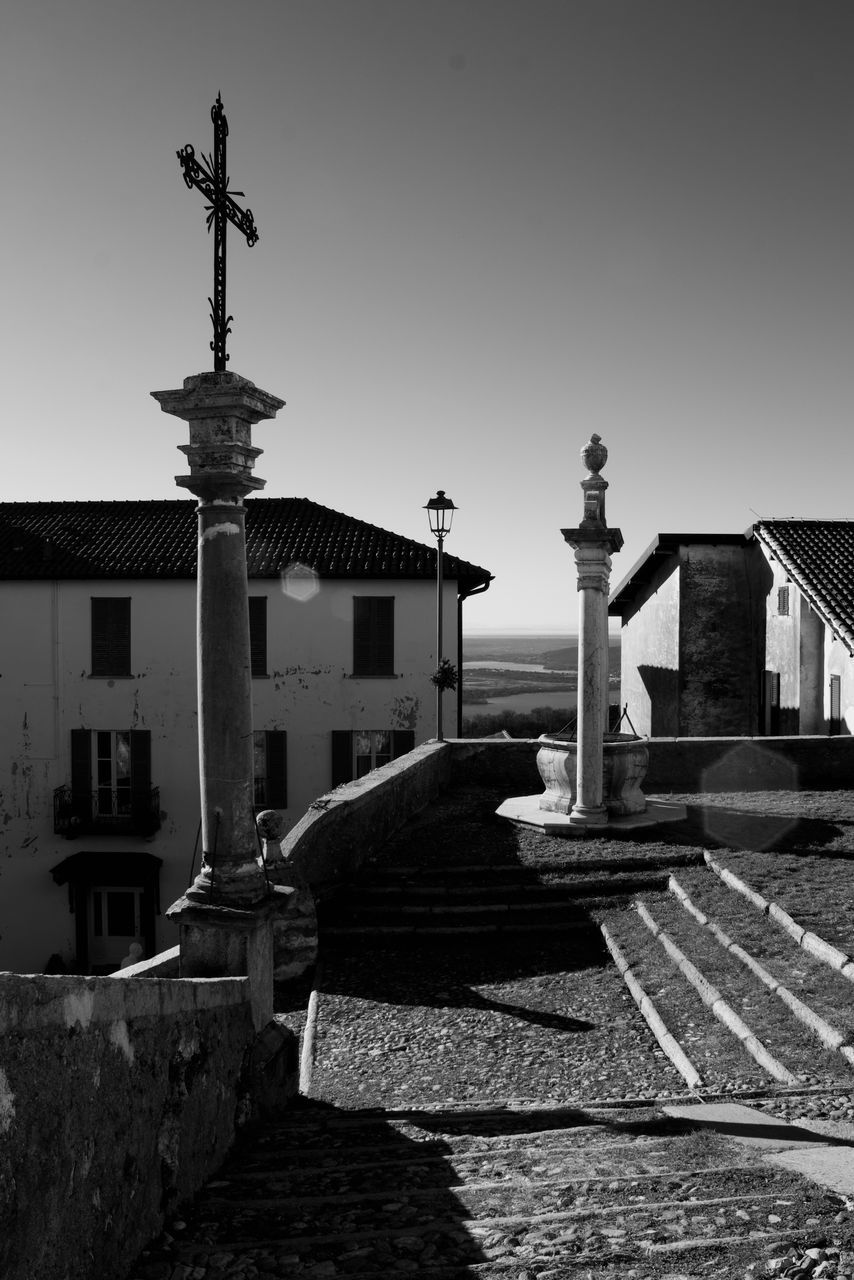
top-left (0, 971), bottom-right (297, 1280)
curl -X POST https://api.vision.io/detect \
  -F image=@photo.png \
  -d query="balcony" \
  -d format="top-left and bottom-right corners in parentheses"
top-left (54, 787), bottom-right (161, 837)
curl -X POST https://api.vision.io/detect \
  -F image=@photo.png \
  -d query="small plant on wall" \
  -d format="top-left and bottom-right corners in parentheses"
top-left (430, 658), bottom-right (458, 692)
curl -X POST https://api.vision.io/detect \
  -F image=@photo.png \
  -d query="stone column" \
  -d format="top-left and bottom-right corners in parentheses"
top-left (562, 436), bottom-right (623, 826)
top-left (151, 371), bottom-right (286, 1026)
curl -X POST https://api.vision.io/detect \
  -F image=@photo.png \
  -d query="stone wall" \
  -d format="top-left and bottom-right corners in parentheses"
top-left (678, 542), bottom-right (765, 736)
top-left (283, 740), bottom-right (453, 891)
top-left (618, 554), bottom-right (681, 738)
top-left (643, 734), bottom-right (854, 793)
top-left (0, 971), bottom-right (297, 1280)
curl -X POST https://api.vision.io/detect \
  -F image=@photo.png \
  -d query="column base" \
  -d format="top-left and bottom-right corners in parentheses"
top-left (569, 803), bottom-right (609, 827)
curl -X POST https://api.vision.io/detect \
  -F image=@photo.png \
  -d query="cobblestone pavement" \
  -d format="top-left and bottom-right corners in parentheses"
top-left (129, 787), bottom-right (854, 1278)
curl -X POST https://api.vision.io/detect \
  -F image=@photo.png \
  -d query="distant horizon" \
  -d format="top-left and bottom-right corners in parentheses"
top-left (465, 628), bottom-right (621, 638)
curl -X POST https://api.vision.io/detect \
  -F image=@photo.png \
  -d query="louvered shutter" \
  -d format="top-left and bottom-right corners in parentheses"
top-left (91, 598), bottom-right (131, 677)
top-left (331, 731), bottom-right (353, 787)
top-left (70, 729), bottom-right (92, 825)
top-left (352, 597), bottom-right (394, 677)
top-left (129, 730), bottom-right (152, 829)
top-left (249, 597), bottom-right (267, 678)
top-left (391, 730), bottom-right (415, 759)
top-left (265, 731), bottom-right (287, 807)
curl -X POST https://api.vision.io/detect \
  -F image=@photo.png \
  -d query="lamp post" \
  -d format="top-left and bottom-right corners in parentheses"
top-left (425, 490), bottom-right (456, 742)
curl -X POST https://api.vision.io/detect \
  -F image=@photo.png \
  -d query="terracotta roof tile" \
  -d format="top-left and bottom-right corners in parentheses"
top-left (755, 519), bottom-right (854, 654)
top-left (0, 499), bottom-right (492, 588)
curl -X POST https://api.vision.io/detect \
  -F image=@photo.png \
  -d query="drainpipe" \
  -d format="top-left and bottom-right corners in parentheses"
top-left (457, 578), bottom-right (493, 737)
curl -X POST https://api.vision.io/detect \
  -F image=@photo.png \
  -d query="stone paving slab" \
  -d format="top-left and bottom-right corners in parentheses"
top-left (663, 1102), bottom-right (854, 1150)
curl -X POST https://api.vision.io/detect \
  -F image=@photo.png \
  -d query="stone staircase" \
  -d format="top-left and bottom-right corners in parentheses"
top-left (600, 862), bottom-right (854, 1096)
top-left (316, 843), bottom-right (702, 945)
top-left (132, 1097), bottom-right (844, 1279)
top-left (129, 790), bottom-right (854, 1278)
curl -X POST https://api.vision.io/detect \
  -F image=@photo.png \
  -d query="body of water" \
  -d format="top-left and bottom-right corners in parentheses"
top-left (466, 689), bottom-right (578, 714)
top-left (462, 661), bottom-right (573, 674)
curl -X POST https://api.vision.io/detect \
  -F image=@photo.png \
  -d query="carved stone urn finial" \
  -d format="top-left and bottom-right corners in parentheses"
top-left (581, 433), bottom-right (608, 476)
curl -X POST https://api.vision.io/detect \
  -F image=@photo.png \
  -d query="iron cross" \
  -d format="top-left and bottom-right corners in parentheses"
top-left (177, 93), bottom-right (258, 372)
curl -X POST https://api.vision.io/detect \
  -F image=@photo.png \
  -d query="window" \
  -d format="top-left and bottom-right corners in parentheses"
top-left (331, 729), bottom-right (415, 786)
top-left (253, 730), bottom-right (287, 807)
top-left (353, 597), bottom-right (394, 678)
top-left (249, 596), bottom-right (268, 678)
top-left (830, 674), bottom-right (842, 736)
top-left (95, 731), bottom-right (131, 819)
top-left (354, 730), bottom-right (391, 778)
top-left (777, 585), bottom-right (790, 617)
top-left (91, 598), bottom-right (131, 677)
top-left (55, 728), bottom-right (159, 835)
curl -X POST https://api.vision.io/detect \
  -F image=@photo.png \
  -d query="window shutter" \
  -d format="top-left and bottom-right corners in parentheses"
top-left (91, 598), bottom-right (131, 677)
top-left (353, 597), bottom-right (394, 677)
top-left (129, 730), bottom-right (153, 832)
top-left (70, 729), bottom-right (92, 825)
top-left (249, 597), bottom-right (267, 677)
top-left (265, 731), bottom-right (287, 807)
top-left (392, 730), bottom-right (415, 759)
top-left (331, 730), bottom-right (353, 787)
top-left (375, 598), bottom-right (394, 675)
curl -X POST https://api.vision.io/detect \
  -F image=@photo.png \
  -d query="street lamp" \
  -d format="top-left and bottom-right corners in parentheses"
top-left (424, 489), bottom-right (457, 741)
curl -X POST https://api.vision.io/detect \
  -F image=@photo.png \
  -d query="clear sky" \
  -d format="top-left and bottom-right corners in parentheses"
top-left (2, 1), bottom-right (854, 632)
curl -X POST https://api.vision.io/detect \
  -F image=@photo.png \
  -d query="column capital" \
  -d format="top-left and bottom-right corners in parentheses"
top-left (152, 369), bottom-right (285, 504)
top-left (562, 525), bottom-right (624, 555)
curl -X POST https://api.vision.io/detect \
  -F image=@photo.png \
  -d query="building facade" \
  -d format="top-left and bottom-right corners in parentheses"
top-left (0, 499), bottom-right (491, 974)
top-left (608, 520), bottom-right (854, 741)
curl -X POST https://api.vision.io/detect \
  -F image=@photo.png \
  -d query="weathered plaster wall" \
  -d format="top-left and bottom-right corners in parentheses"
top-left (0, 574), bottom-right (457, 974)
top-left (799, 600), bottom-right (825, 735)
top-left (0, 580), bottom-right (199, 975)
top-left (0, 972), bottom-right (297, 1280)
top-left (764, 557), bottom-right (801, 734)
top-left (826, 634), bottom-right (854, 736)
top-left (617, 556), bottom-right (680, 737)
top-left (253, 576), bottom-right (456, 821)
top-left (679, 543), bottom-right (762, 736)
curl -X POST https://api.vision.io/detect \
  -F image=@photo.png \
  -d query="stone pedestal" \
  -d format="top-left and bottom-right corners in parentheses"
top-left (167, 890), bottom-right (291, 1031)
top-left (152, 371), bottom-right (286, 1015)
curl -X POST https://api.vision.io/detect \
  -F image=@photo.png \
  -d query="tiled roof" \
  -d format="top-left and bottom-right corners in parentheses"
top-left (0, 499), bottom-right (492, 588)
top-left (754, 519), bottom-right (854, 654)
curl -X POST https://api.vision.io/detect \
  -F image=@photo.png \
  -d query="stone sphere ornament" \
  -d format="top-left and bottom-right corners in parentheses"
top-left (581, 433), bottom-right (608, 475)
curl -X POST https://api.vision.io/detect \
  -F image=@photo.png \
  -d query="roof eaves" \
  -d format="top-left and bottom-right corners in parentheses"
top-left (754, 521), bottom-right (854, 656)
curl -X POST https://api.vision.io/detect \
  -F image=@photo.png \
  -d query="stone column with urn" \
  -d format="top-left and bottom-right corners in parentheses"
top-left (497, 433), bottom-right (674, 834)
top-left (562, 434), bottom-right (623, 824)
top-left (152, 369), bottom-right (289, 1029)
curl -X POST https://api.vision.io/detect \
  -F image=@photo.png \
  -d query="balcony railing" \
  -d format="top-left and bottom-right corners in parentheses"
top-left (53, 787), bottom-right (161, 837)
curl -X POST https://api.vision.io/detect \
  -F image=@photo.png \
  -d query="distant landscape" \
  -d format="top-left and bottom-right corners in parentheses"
top-left (461, 633), bottom-right (621, 737)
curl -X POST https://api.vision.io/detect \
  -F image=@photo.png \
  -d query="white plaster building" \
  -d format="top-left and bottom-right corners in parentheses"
top-left (609, 519), bottom-right (854, 739)
top-left (0, 499), bottom-right (491, 974)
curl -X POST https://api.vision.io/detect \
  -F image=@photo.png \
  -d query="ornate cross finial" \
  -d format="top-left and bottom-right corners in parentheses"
top-left (177, 93), bottom-right (259, 372)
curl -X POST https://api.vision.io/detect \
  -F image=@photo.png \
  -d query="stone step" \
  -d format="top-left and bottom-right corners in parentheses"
top-left (668, 864), bottom-right (854, 1041)
top-left (368, 852), bottom-right (702, 881)
top-left (601, 906), bottom-right (778, 1092)
top-left (134, 1103), bottom-right (842, 1280)
top-left (320, 872), bottom-right (671, 911)
top-left (634, 891), bottom-right (854, 1087)
top-left (319, 906), bottom-right (605, 940)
